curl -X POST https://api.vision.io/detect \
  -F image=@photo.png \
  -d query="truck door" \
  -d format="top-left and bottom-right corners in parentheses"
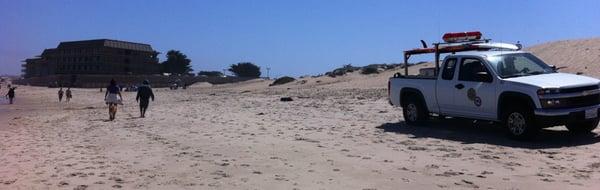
top-left (436, 58), bottom-right (459, 114)
top-left (451, 57), bottom-right (497, 119)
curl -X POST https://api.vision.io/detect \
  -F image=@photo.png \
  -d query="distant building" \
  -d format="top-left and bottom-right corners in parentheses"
top-left (22, 39), bottom-right (161, 78)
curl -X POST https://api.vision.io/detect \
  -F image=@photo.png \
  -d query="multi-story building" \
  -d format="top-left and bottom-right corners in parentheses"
top-left (22, 39), bottom-right (161, 78)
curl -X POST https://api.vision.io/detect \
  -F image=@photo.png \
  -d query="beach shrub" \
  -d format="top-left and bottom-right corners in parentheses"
top-left (228, 62), bottom-right (261, 78)
top-left (361, 67), bottom-right (379, 74)
top-left (325, 64), bottom-right (360, 77)
top-left (270, 76), bottom-right (295, 86)
top-left (197, 71), bottom-right (223, 77)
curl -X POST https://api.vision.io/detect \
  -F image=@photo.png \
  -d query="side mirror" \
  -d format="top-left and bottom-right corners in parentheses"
top-left (549, 65), bottom-right (557, 70)
top-left (475, 71), bottom-right (492, 82)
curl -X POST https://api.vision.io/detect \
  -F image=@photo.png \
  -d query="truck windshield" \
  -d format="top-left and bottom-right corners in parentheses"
top-left (487, 53), bottom-right (555, 78)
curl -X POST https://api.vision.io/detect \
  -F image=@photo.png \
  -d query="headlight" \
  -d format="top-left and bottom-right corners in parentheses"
top-left (537, 88), bottom-right (560, 95)
top-left (540, 99), bottom-right (562, 108)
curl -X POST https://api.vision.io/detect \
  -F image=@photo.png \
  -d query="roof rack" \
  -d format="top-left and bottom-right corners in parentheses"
top-left (401, 31), bottom-right (519, 76)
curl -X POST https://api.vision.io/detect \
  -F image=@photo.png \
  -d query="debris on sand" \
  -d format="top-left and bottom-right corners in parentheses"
top-left (280, 97), bottom-right (293, 102)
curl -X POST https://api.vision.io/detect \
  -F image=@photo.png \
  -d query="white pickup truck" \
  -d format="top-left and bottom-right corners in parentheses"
top-left (388, 32), bottom-right (600, 139)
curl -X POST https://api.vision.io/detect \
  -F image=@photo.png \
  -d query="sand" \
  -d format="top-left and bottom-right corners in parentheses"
top-left (1, 66), bottom-right (600, 190)
top-left (527, 37), bottom-right (600, 78)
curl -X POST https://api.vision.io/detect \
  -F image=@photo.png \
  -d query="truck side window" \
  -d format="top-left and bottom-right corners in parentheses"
top-left (459, 58), bottom-right (492, 82)
top-left (441, 58), bottom-right (457, 80)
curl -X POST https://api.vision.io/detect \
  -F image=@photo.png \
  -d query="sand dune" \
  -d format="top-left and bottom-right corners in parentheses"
top-left (527, 37), bottom-right (600, 78)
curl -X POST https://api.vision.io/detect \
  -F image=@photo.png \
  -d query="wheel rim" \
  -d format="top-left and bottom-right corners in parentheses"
top-left (507, 112), bottom-right (526, 135)
top-left (406, 104), bottom-right (418, 122)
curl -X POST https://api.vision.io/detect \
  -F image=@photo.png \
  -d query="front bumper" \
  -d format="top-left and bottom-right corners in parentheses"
top-left (534, 104), bottom-right (600, 116)
top-left (534, 104), bottom-right (600, 127)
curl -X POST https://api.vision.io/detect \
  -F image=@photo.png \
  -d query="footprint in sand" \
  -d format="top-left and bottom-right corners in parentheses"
top-left (57, 181), bottom-right (69, 187)
top-left (73, 185), bottom-right (88, 190)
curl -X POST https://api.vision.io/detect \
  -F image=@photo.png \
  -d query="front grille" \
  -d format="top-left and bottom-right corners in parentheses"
top-left (560, 85), bottom-right (599, 93)
top-left (560, 94), bottom-right (600, 108)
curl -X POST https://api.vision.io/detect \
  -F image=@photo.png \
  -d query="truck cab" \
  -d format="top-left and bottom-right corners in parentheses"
top-left (388, 32), bottom-right (600, 139)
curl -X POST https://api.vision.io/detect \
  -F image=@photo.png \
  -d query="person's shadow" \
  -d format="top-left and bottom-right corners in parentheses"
top-left (376, 118), bottom-right (600, 149)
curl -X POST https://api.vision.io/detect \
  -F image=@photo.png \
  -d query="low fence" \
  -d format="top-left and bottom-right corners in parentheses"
top-left (13, 75), bottom-right (256, 88)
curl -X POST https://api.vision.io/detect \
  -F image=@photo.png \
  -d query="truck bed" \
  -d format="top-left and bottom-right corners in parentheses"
top-left (389, 75), bottom-right (438, 113)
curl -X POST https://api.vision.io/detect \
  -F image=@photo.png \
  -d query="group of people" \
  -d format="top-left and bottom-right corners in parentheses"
top-left (4, 79), bottom-right (155, 120)
top-left (57, 88), bottom-right (73, 102)
top-left (104, 79), bottom-right (155, 120)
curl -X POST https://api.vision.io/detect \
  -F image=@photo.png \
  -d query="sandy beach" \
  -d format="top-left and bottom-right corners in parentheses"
top-left (1, 68), bottom-right (600, 190)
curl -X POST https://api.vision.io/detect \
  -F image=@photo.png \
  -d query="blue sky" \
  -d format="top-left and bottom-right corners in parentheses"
top-left (1, 0), bottom-right (599, 77)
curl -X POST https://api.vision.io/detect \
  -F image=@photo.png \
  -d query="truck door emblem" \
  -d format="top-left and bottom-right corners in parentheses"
top-left (467, 88), bottom-right (482, 107)
top-left (474, 97), bottom-right (482, 107)
top-left (467, 88), bottom-right (477, 100)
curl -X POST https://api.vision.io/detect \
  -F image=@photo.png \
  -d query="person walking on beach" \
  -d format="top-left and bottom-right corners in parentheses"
top-left (58, 88), bottom-right (64, 102)
top-left (5, 85), bottom-right (16, 104)
top-left (136, 80), bottom-right (154, 118)
top-left (104, 79), bottom-right (123, 121)
top-left (66, 88), bottom-right (72, 102)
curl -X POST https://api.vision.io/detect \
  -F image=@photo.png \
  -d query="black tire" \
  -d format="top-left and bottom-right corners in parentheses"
top-left (402, 95), bottom-right (428, 125)
top-left (566, 119), bottom-right (599, 134)
top-left (503, 105), bottom-right (538, 140)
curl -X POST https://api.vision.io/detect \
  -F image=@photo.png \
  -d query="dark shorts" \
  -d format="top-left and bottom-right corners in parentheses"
top-left (139, 99), bottom-right (149, 108)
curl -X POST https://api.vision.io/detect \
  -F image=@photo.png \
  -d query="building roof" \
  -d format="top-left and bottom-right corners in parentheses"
top-left (57, 39), bottom-right (155, 52)
top-left (42, 48), bottom-right (57, 55)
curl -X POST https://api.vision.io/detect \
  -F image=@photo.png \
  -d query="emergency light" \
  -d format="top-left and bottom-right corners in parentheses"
top-left (442, 31), bottom-right (482, 43)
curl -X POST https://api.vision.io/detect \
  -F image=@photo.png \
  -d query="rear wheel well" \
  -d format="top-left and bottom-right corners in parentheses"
top-left (400, 88), bottom-right (428, 112)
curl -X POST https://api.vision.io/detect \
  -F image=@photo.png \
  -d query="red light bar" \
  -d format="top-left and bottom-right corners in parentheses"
top-left (442, 31), bottom-right (482, 43)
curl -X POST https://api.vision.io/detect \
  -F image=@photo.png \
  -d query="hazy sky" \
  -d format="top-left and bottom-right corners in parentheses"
top-left (1, 0), bottom-right (599, 77)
